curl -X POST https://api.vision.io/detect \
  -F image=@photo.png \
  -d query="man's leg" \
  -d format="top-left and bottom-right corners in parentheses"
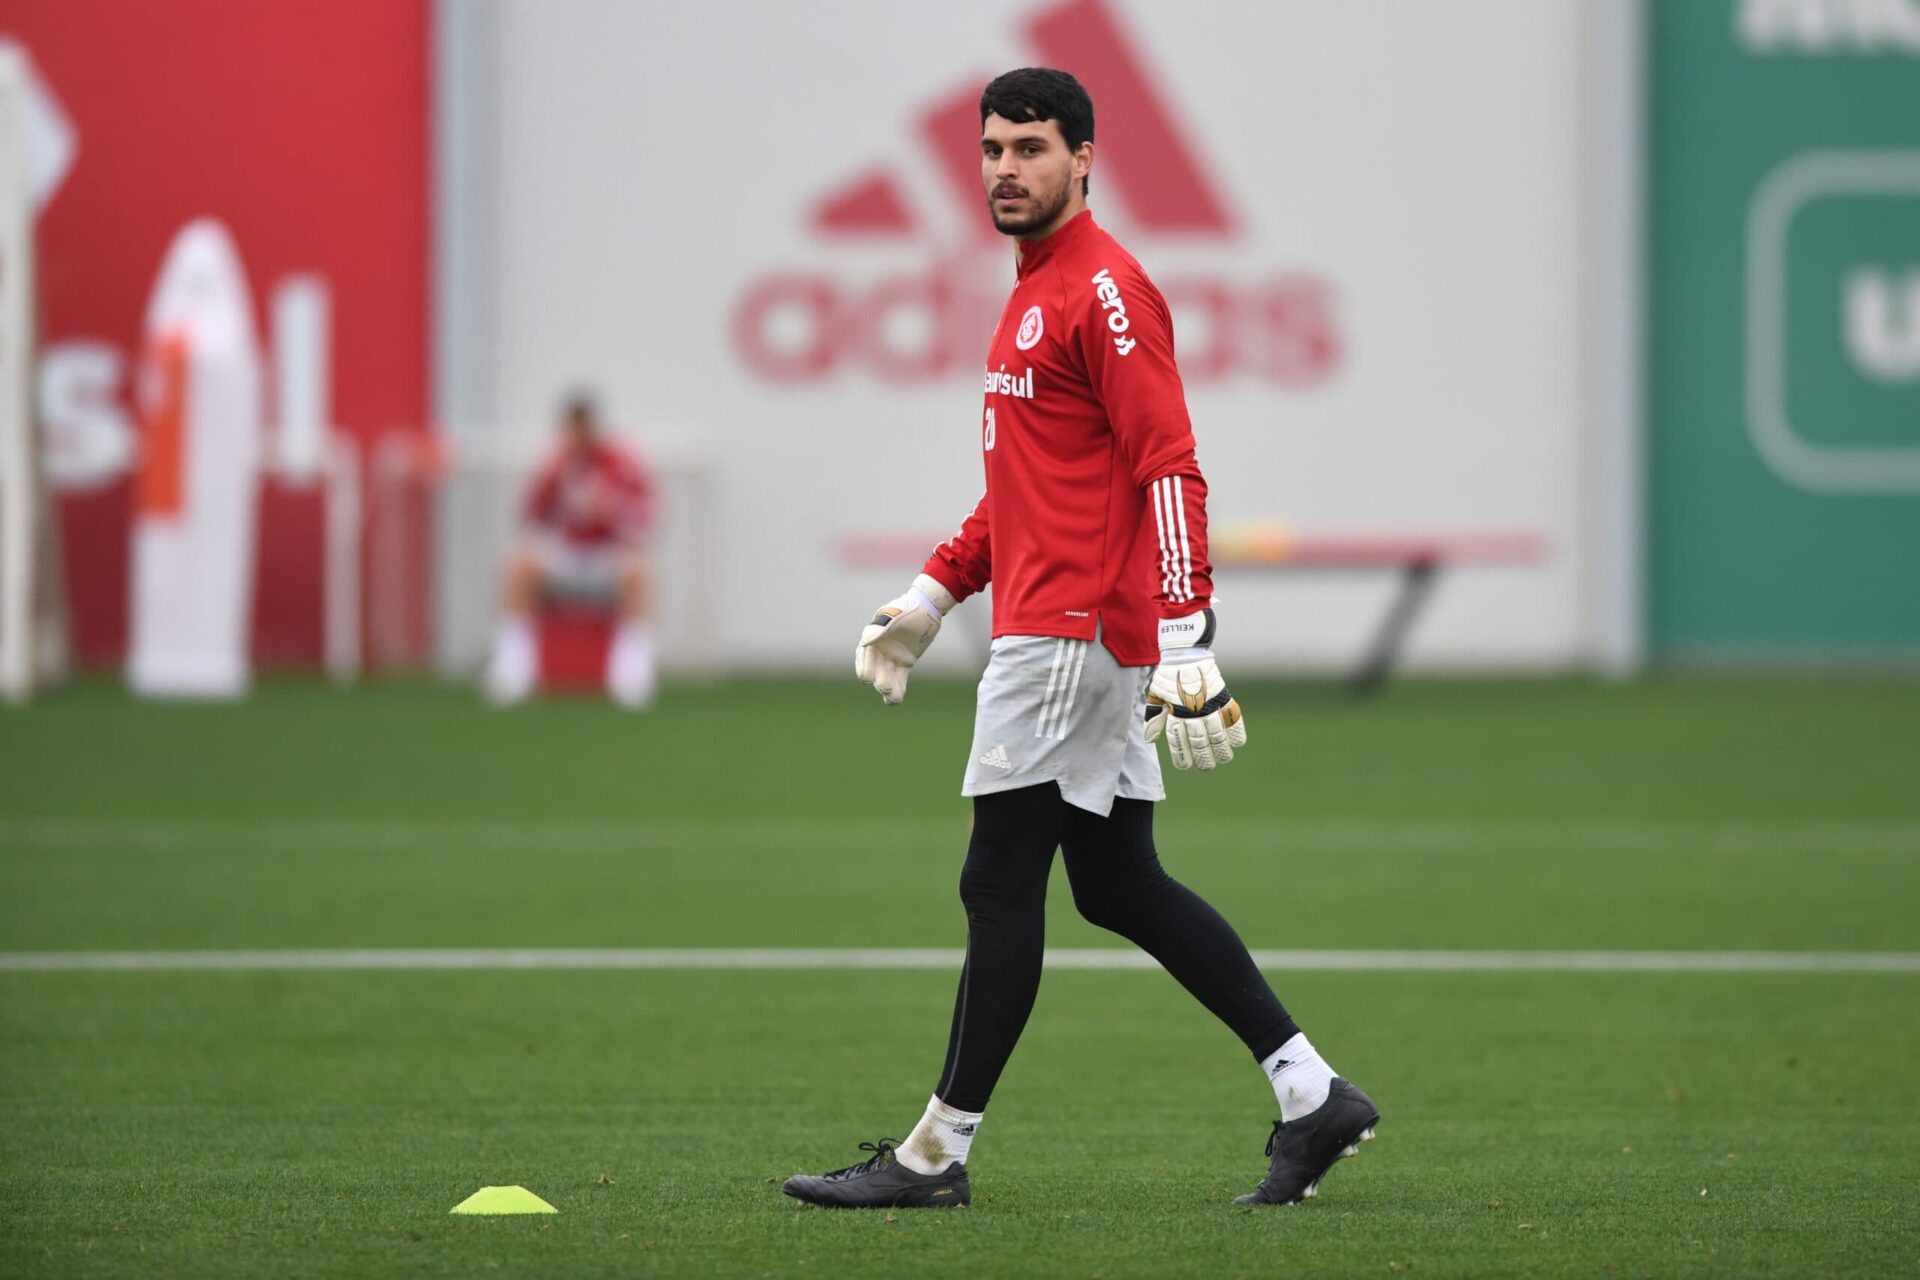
top-left (1059, 798), bottom-right (1380, 1204)
top-left (927, 784), bottom-right (1068, 1107)
top-left (1060, 798), bottom-right (1298, 1060)
top-left (484, 546), bottom-right (543, 704)
top-left (783, 782), bottom-right (1068, 1207)
top-left (606, 549), bottom-right (656, 708)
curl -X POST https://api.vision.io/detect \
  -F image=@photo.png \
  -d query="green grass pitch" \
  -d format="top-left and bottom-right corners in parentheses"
top-left (2, 676), bottom-right (1918, 1277)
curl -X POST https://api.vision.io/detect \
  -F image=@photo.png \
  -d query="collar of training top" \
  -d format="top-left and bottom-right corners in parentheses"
top-left (1015, 208), bottom-right (1097, 278)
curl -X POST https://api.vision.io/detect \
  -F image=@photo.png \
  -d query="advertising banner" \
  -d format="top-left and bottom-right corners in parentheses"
top-left (1646, 0), bottom-right (1920, 660)
top-left (469, 0), bottom-right (1600, 671)
top-left (0, 0), bottom-right (429, 667)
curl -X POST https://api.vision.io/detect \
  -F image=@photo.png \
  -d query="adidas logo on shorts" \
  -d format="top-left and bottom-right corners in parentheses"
top-left (978, 744), bottom-right (1013, 771)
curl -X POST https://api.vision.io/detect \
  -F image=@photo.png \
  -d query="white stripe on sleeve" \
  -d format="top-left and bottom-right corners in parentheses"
top-left (1171, 475), bottom-right (1193, 603)
top-left (1152, 477), bottom-right (1175, 601)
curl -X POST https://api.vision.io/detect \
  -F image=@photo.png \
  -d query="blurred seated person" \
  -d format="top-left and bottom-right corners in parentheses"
top-left (485, 393), bottom-right (657, 707)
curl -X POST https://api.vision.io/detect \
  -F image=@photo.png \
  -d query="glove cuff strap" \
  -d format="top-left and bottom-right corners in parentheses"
top-left (1158, 608), bottom-right (1215, 652)
top-left (910, 573), bottom-right (957, 617)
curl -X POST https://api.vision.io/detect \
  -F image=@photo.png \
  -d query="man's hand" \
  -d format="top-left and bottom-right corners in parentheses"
top-left (1144, 608), bottom-right (1247, 770)
top-left (854, 574), bottom-right (957, 705)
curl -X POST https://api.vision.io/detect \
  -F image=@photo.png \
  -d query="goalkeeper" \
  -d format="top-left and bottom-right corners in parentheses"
top-left (785, 68), bottom-right (1378, 1212)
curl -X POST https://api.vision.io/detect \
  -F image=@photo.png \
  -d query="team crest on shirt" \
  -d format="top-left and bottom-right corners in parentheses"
top-left (1015, 305), bottom-right (1044, 350)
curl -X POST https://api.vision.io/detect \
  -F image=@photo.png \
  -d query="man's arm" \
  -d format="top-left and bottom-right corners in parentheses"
top-left (920, 492), bottom-right (992, 603)
top-left (1076, 262), bottom-right (1242, 768)
top-left (522, 457), bottom-right (560, 531)
top-left (608, 451), bottom-right (656, 548)
top-left (1145, 470), bottom-right (1214, 619)
top-left (855, 495), bottom-right (990, 705)
top-left (1075, 263), bottom-right (1213, 617)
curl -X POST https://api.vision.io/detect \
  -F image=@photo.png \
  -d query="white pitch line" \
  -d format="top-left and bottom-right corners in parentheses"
top-left (4, 817), bottom-right (1920, 854)
top-left (1, 949), bottom-right (1916, 974)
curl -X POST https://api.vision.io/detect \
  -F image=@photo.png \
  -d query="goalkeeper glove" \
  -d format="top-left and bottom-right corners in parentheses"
top-left (854, 573), bottom-right (957, 705)
top-left (1144, 607), bottom-right (1247, 770)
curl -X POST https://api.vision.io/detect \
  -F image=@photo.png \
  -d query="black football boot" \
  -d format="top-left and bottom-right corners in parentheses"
top-left (782, 1138), bottom-right (971, 1209)
top-left (1234, 1078), bottom-right (1380, 1206)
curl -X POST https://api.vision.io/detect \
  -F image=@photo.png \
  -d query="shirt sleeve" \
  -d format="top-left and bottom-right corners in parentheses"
top-left (523, 457), bottom-right (559, 528)
top-left (610, 451), bottom-right (655, 542)
top-left (1074, 262), bottom-right (1214, 614)
top-left (921, 492), bottom-right (991, 603)
top-left (1145, 471), bottom-right (1213, 615)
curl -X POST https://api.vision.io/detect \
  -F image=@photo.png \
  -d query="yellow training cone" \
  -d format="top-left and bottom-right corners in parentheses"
top-left (450, 1185), bottom-right (558, 1215)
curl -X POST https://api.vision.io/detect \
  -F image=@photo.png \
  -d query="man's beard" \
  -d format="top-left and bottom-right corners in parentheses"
top-left (989, 178), bottom-right (1072, 236)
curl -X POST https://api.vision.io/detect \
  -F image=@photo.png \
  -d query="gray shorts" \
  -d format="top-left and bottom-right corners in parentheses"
top-left (962, 633), bottom-right (1165, 817)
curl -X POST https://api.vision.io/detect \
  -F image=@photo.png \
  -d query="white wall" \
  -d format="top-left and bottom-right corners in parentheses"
top-left (445, 0), bottom-right (1610, 673)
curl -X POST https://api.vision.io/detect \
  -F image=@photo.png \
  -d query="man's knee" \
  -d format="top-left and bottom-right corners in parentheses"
top-left (616, 551), bottom-right (652, 616)
top-left (957, 833), bottom-right (1035, 915)
top-left (503, 548), bottom-right (545, 610)
top-left (957, 855), bottom-right (998, 914)
top-left (1063, 820), bottom-right (1170, 933)
top-left (1068, 878), bottom-right (1135, 933)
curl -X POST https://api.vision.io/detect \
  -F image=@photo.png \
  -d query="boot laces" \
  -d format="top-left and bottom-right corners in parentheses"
top-left (823, 1138), bottom-right (901, 1182)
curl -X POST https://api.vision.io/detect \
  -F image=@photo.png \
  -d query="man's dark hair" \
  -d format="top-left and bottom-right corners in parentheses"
top-left (562, 389), bottom-right (599, 423)
top-left (980, 67), bottom-right (1095, 196)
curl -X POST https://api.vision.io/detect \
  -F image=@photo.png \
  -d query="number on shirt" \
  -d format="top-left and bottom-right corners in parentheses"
top-left (984, 406), bottom-right (996, 452)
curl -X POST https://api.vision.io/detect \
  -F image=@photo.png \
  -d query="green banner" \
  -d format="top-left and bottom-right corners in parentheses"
top-left (1646, 0), bottom-right (1920, 662)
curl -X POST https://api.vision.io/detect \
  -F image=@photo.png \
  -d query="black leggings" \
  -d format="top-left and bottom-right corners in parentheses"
top-left (933, 783), bottom-right (1300, 1112)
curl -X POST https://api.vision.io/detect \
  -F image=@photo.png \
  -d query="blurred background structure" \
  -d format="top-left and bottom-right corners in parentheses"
top-left (1, 0), bottom-right (1913, 699)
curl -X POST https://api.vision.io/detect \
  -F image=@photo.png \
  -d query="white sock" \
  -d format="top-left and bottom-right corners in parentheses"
top-left (896, 1094), bottom-right (983, 1175)
top-left (484, 618), bottom-right (537, 704)
top-left (1261, 1032), bottom-right (1336, 1122)
top-left (606, 621), bottom-right (657, 708)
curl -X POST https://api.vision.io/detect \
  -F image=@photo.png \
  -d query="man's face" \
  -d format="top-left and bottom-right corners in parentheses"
top-left (980, 112), bottom-right (1086, 237)
top-left (563, 410), bottom-right (596, 453)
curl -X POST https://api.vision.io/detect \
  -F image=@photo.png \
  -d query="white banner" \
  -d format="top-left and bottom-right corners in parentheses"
top-left (452, 0), bottom-right (1604, 672)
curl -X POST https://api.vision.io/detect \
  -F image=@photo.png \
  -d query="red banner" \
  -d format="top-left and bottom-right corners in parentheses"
top-left (0, 0), bottom-right (429, 666)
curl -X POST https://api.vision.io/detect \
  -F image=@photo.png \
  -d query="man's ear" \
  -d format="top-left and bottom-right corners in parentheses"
top-left (1075, 141), bottom-right (1095, 182)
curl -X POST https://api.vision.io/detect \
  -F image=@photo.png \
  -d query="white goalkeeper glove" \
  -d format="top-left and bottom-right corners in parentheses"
top-left (1144, 607), bottom-right (1247, 770)
top-left (854, 573), bottom-right (957, 705)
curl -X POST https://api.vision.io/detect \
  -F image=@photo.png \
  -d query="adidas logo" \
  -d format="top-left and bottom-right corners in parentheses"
top-left (978, 744), bottom-right (1013, 771)
top-left (1268, 1058), bottom-right (1291, 1078)
top-left (951, 1123), bottom-right (978, 1137)
top-left (728, 0), bottom-right (1340, 390)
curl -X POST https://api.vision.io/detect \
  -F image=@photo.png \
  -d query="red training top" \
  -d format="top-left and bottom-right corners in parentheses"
top-left (922, 210), bottom-right (1213, 668)
top-left (524, 439), bottom-right (654, 548)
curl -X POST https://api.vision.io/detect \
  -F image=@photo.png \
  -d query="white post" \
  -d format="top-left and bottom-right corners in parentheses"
top-left (433, 0), bottom-right (503, 675)
top-left (324, 433), bottom-right (362, 684)
top-left (272, 275), bottom-right (331, 484)
top-left (0, 48), bottom-right (37, 703)
top-left (1586, 0), bottom-right (1646, 676)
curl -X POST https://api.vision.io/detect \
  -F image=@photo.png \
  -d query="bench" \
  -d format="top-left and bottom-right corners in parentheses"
top-left (838, 522), bottom-right (1547, 694)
